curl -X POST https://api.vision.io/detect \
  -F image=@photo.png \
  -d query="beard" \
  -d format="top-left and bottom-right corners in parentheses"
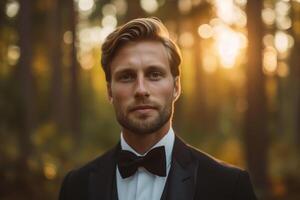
top-left (114, 100), bottom-right (174, 135)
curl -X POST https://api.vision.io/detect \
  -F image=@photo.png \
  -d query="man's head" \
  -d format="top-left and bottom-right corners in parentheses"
top-left (101, 17), bottom-right (182, 135)
top-left (101, 17), bottom-right (181, 82)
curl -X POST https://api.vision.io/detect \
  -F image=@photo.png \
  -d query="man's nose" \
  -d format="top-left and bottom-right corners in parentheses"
top-left (134, 76), bottom-right (149, 98)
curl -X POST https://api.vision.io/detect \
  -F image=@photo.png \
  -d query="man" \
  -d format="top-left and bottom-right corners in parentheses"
top-left (59, 17), bottom-right (257, 200)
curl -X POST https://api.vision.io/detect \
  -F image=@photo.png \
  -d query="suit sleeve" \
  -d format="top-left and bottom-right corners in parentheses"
top-left (59, 171), bottom-right (73, 200)
top-left (234, 170), bottom-right (257, 200)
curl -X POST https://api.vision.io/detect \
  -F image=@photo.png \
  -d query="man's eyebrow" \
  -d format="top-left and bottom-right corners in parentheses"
top-left (114, 68), bottom-right (135, 75)
top-left (146, 65), bottom-right (166, 71)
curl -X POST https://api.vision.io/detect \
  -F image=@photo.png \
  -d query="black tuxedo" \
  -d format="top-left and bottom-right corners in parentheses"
top-left (59, 136), bottom-right (257, 200)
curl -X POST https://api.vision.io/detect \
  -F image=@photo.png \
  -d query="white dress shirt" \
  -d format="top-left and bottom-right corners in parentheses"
top-left (116, 128), bottom-right (175, 200)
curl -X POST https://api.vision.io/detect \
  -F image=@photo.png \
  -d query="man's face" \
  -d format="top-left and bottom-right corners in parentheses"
top-left (107, 40), bottom-right (180, 135)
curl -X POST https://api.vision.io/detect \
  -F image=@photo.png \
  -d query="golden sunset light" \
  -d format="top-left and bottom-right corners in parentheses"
top-left (2, 0), bottom-right (300, 199)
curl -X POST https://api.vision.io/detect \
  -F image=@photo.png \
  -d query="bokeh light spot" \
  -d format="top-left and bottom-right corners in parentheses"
top-left (6, 0), bottom-right (19, 18)
top-left (113, 0), bottom-right (127, 16)
top-left (44, 162), bottom-right (57, 180)
top-left (214, 26), bottom-right (244, 68)
top-left (102, 4), bottom-right (117, 16)
top-left (263, 34), bottom-right (274, 47)
top-left (102, 15), bottom-right (117, 28)
top-left (140, 0), bottom-right (159, 13)
top-left (275, 1), bottom-right (290, 16)
top-left (262, 8), bottom-right (276, 26)
top-left (7, 45), bottom-right (20, 65)
top-left (63, 31), bottom-right (73, 45)
top-left (274, 31), bottom-right (289, 53)
top-left (178, 0), bottom-right (192, 14)
top-left (263, 47), bottom-right (277, 75)
top-left (276, 16), bottom-right (292, 30)
top-left (198, 24), bottom-right (214, 39)
top-left (78, 0), bottom-right (94, 12)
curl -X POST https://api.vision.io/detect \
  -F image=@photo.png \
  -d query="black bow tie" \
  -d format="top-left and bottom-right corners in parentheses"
top-left (117, 146), bottom-right (166, 178)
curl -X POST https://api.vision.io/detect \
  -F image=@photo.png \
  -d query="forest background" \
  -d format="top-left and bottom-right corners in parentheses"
top-left (0, 0), bottom-right (300, 199)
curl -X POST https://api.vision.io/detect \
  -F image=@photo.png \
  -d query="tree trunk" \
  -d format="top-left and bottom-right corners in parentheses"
top-left (191, 16), bottom-right (208, 132)
top-left (69, 0), bottom-right (81, 145)
top-left (17, 0), bottom-right (36, 198)
top-left (49, 0), bottom-right (65, 130)
top-left (124, 0), bottom-right (145, 22)
top-left (293, 43), bottom-right (300, 150)
top-left (289, 2), bottom-right (300, 150)
top-left (245, 0), bottom-right (269, 197)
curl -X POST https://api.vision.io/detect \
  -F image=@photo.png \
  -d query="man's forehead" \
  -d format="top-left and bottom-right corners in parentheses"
top-left (110, 40), bottom-right (169, 72)
top-left (117, 40), bottom-right (167, 54)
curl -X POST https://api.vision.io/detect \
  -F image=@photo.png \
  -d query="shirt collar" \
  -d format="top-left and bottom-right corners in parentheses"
top-left (120, 128), bottom-right (175, 168)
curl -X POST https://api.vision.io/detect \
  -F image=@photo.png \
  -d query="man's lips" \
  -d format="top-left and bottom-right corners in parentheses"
top-left (130, 105), bottom-right (157, 112)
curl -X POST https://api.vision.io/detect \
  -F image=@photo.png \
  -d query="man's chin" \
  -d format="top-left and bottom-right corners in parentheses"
top-left (130, 109), bottom-right (157, 119)
top-left (121, 118), bottom-right (164, 135)
top-left (117, 108), bottom-right (172, 135)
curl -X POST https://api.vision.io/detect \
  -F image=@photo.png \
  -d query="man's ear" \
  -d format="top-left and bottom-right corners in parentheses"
top-left (173, 76), bottom-right (181, 101)
top-left (107, 82), bottom-right (113, 103)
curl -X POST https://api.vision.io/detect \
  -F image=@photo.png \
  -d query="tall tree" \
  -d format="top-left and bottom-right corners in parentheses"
top-left (0, 0), bottom-right (6, 39)
top-left (190, 3), bottom-right (211, 132)
top-left (124, 0), bottom-right (145, 21)
top-left (290, 2), bottom-right (300, 149)
top-left (17, 0), bottom-right (36, 197)
top-left (245, 0), bottom-right (269, 197)
top-left (69, 0), bottom-right (81, 145)
top-left (49, 0), bottom-right (65, 129)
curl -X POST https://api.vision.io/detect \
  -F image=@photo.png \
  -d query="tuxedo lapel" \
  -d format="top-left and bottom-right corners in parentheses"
top-left (161, 137), bottom-right (199, 200)
top-left (89, 144), bottom-right (119, 200)
top-left (88, 137), bottom-right (199, 200)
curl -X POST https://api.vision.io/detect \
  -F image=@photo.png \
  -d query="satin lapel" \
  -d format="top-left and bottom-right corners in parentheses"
top-left (161, 137), bottom-right (199, 200)
top-left (89, 144), bottom-right (120, 200)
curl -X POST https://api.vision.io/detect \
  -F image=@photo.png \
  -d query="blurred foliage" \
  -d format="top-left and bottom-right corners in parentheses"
top-left (0, 0), bottom-right (300, 199)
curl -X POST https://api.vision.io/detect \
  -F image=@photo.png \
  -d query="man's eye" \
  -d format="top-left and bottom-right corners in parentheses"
top-left (118, 74), bottom-right (134, 82)
top-left (149, 71), bottom-right (163, 80)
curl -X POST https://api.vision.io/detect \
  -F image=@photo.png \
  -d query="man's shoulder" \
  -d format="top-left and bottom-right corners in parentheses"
top-left (180, 141), bottom-right (256, 199)
top-left (178, 138), bottom-right (248, 183)
top-left (59, 146), bottom-right (118, 199)
top-left (64, 146), bottom-right (117, 181)
top-left (189, 144), bottom-right (243, 171)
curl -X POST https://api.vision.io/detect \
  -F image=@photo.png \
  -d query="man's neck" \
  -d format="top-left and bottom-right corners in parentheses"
top-left (122, 122), bottom-right (171, 155)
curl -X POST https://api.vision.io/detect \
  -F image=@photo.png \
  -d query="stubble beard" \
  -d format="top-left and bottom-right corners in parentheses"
top-left (115, 102), bottom-right (174, 135)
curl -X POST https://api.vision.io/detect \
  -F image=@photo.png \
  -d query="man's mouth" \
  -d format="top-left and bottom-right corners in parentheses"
top-left (130, 105), bottom-right (156, 112)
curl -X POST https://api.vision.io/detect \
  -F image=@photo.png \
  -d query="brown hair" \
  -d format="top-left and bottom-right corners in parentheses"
top-left (101, 17), bottom-right (182, 82)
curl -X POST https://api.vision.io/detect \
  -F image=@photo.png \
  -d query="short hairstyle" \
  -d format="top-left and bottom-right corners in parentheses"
top-left (101, 17), bottom-right (182, 82)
